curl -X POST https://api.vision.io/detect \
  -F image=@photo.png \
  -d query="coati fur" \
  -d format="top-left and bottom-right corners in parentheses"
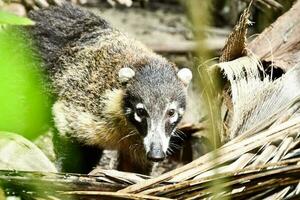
top-left (28, 4), bottom-right (192, 174)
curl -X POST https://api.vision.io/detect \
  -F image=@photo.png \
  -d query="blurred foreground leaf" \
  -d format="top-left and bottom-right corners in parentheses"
top-left (0, 11), bottom-right (34, 25)
top-left (0, 132), bottom-right (57, 172)
top-left (0, 26), bottom-right (52, 139)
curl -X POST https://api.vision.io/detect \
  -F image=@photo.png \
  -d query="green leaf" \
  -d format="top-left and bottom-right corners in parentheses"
top-left (0, 27), bottom-right (52, 140)
top-left (0, 10), bottom-right (35, 25)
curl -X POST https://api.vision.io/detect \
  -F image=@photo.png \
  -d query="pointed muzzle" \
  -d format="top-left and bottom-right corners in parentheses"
top-left (146, 142), bottom-right (166, 162)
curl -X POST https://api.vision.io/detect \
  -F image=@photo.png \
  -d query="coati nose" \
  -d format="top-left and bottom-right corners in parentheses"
top-left (147, 143), bottom-right (165, 162)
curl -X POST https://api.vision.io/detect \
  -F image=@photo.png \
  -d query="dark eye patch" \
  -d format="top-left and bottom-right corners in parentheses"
top-left (136, 108), bottom-right (148, 118)
top-left (130, 113), bottom-right (147, 136)
top-left (165, 112), bottom-right (183, 136)
top-left (167, 109), bottom-right (176, 117)
top-left (123, 95), bottom-right (148, 136)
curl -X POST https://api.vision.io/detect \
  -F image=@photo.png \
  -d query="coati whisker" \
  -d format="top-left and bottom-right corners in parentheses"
top-left (174, 129), bottom-right (187, 139)
top-left (169, 142), bottom-right (182, 150)
top-left (166, 149), bottom-right (172, 156)
top-left (118, 131), bottom-right (138, 144)
top-left (166, 148), bottom-right (175, 156)
top-left (173, 130), bottom-right (185, 141)
top-left (129, 143), bottom-right (142, 152)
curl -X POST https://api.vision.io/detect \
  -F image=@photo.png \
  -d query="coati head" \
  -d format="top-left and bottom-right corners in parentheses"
top-left (119, 60), bottom-right (192, 162)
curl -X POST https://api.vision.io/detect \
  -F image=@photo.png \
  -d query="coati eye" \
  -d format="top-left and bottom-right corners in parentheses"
top-left (136, 108), bottom-right (147, 117)
top-left (167, 109), bottom-right (176, 117)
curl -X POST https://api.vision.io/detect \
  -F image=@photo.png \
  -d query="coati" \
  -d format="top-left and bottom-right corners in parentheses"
top-left (28, 4), bottom-right (192, 174)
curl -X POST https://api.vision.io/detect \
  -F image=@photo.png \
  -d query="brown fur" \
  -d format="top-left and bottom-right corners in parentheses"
top-left (28, 4), bottom-right (178, 173)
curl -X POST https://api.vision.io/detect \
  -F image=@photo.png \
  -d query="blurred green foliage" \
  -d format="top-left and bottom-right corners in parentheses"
top-left (0, 12), bottom-right (51, 140)
top-left (0, 10), bottom-right (34, 25)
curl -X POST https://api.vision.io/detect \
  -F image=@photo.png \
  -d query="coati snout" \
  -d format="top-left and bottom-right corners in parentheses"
top-left (147, 143), bottom-right (165, 162)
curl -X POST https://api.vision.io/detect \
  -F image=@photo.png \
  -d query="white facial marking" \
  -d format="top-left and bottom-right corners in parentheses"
top-left (163, 136), bottom-right (171, 152)
top-left (143, 135), bottom-right (150, 153)
top-left (134, 112), bottom-right (142, 122)
top-left (168, 102), bottom-right (180, 124)
top-left (170, 112), bottom-right (179, 124)
top-left (134, 103), bottom-right (144, 122)
top-left (169, 102), bottom-right (177, 110)
top-left (143, 120), bottom-right (170, 154)
top-left (156, 120), bottom-right (169, 153)
top-left (136, 103), bottom-right (144, 109)
top-left (178, 108), bottom-right (184, 116)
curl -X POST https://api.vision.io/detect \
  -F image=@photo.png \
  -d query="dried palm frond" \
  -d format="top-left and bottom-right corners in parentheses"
top-left (219, 56), bottom-right (300, 139)
top-left (3, 108), bottom-right (300, 199)
top-left (219, 1), bottom-right (251, 62)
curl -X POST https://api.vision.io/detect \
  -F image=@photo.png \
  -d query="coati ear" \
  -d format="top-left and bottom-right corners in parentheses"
top-left (177, 68), bottom-right (192, 86)
top-left (118, 67), bottom-right (135, 83)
